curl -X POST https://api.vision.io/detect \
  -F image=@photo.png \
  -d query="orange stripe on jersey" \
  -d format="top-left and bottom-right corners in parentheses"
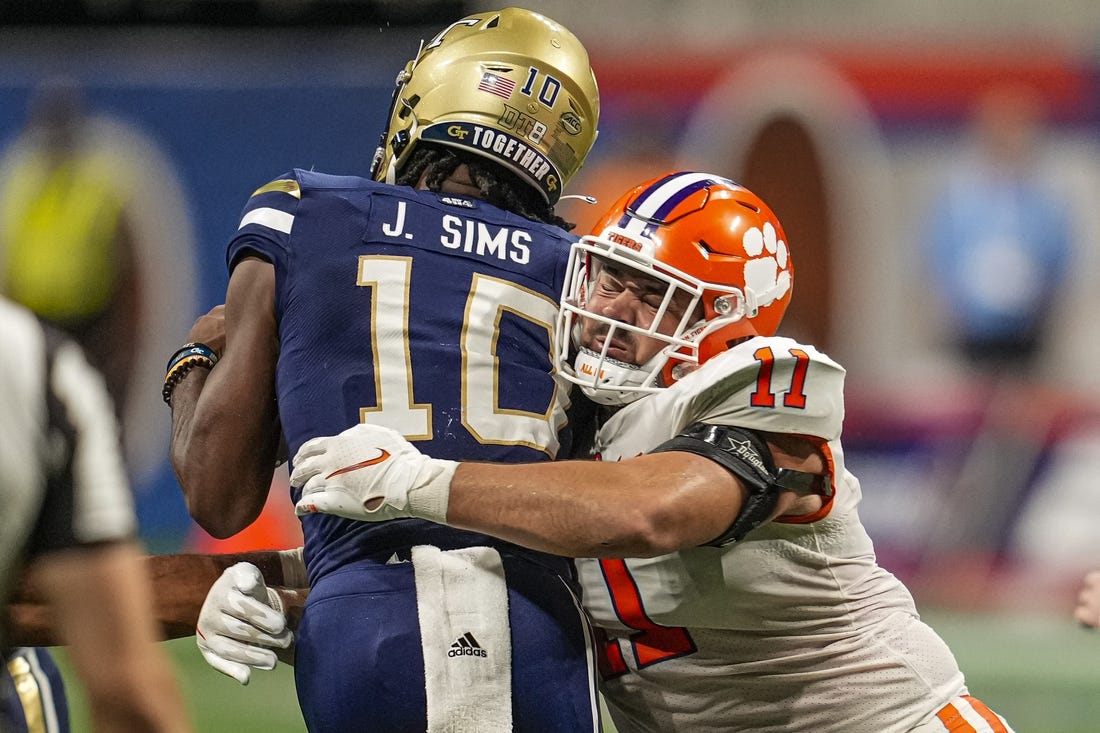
top-left (598, 559), bottom-right (695, 667)
top-left (963, 696), bottom-right (1009, 733)
top-left (936, 702), bottom-right (976, 732)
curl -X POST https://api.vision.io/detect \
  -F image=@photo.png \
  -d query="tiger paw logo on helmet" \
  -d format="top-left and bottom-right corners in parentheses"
top-left (741, 220), bottom-right (791, 316)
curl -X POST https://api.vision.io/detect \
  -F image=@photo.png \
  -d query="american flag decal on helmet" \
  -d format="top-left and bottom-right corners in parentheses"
top-left (478, 72), bottom-right (516, 99)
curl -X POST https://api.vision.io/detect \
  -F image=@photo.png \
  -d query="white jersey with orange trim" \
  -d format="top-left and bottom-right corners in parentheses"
top-left (577, 335), bottom-right (1009, 733)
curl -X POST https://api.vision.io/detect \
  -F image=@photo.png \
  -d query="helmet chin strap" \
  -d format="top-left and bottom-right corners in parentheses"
top-left (380, 107), bottom-right (421, 186)
top-left (370, 145), bottom-right (386, 181)
top-left (744, 273), bottom-right (792, 318)
top-left (572, 346), bottom-right (663, 406)
top-left (373, 52), bottom-right (421, 184)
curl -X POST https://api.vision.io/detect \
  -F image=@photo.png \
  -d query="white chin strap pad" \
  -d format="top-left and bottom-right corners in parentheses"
top-left (573, 348), bottom-right (650, 406)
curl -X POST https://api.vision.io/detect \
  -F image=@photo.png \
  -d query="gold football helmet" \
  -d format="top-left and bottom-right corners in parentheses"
top-left (369, 7), bottom-right (600, 206)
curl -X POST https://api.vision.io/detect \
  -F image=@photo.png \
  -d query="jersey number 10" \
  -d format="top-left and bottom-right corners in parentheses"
top-left (356, 255), bottom-right (567, 457)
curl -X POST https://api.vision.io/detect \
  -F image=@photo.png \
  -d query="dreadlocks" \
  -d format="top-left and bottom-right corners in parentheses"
top-left (395, 145), bottom-right (575, 231)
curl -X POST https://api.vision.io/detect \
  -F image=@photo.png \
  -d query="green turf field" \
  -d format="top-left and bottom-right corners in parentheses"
top-left (54, 637), bottom-right (306, 732)
top-left (50, 608), bottom-right (1100, 731)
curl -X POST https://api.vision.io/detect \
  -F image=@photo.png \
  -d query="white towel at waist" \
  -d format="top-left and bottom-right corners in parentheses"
top-left (413, 544), bottom-right (512, 733)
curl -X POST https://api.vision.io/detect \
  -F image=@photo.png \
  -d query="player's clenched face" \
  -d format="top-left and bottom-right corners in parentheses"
top-left (579, 259), bottom-right (697, 366)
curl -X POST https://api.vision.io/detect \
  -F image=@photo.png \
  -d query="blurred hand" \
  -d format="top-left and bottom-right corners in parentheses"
top-left (196, 562), bottom-right (292, 685)
top-left (1074, 570), bottom-right (1100, 628)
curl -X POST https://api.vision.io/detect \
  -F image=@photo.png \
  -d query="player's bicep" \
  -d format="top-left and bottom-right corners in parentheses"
top-left (223, 256), bottom-right (279, 388)
top-left (174, 257), bottom-right (281, 533)
top-left (761, 430), bottom-right (828, 475)
top-left (215, 256), bottom-right (281, 443)
top-left (651, 422), bottom-right (823, 546)
top-left (640, 448), bottom-right (748, 542)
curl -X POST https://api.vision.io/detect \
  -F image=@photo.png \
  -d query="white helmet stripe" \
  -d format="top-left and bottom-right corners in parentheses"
top-left (618, 172), bottom-right (732, 238)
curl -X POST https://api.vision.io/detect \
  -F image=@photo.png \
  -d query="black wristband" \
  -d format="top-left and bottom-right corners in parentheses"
top-left (166, 342), bottom-right (219, 374)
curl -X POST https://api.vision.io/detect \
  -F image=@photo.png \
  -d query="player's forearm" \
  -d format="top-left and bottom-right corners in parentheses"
top-left (146, 551), bottom-right (294, 639)
top-left (5, 550), bottom-right (308, 645)
top-left (170, 370), bottom-right (279, 537)
top-left (4, 603), bottom-right (57, 646)
top-left (170, 264), bottom-right (282, 537)
top-left (446, 453), bottom-right (740, 557)
top-left (272, 586), bottom-right (309, 659)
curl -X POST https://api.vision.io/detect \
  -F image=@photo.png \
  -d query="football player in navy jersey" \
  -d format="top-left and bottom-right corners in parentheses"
top-left (167, 7), bottom-right (602, 732)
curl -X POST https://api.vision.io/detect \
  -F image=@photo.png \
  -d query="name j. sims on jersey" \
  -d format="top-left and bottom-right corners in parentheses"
top-left (380, 201), bottom-right (531, 265)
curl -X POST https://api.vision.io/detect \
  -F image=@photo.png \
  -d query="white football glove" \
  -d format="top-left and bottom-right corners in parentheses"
top-left (196, 562), bottom-right (293, 685)
top-left (291, 423), bottom-right (457, 524)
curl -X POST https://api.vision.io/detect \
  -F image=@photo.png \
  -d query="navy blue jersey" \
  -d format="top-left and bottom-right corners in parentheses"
top-left (227, 171), bottom-right (577, 583)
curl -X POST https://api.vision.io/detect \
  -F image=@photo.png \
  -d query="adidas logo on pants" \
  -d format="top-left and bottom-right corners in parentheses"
top-left (448, 632), bottom-right (487, 658)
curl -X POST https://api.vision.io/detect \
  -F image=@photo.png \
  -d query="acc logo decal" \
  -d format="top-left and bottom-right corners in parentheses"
top-left (560, 111), bottom-right (582, 135)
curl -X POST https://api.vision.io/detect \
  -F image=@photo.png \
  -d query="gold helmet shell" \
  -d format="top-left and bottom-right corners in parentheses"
top-left (370, 7), bottom-right (600, 206)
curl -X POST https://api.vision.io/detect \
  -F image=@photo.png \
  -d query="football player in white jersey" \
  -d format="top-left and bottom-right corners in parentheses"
top-left (211, 172), bottom-right (1016, 732)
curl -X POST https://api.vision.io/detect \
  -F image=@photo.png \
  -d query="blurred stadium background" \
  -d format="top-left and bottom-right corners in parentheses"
top-left (7, 0), bottom-right (1100, 729)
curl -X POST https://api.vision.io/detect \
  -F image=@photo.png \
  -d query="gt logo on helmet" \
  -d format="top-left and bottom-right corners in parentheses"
top-left (426, 121), bottom-right (561, 201)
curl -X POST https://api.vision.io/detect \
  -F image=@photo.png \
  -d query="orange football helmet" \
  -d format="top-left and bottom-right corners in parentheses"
top-left (554, 171), bottom-right (793, 404)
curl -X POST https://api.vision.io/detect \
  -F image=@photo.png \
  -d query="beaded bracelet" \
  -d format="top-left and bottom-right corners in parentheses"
top-left (162, 343), bottom-right (219, 406)
top-left (162, 355), bottom-right (215, 406)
